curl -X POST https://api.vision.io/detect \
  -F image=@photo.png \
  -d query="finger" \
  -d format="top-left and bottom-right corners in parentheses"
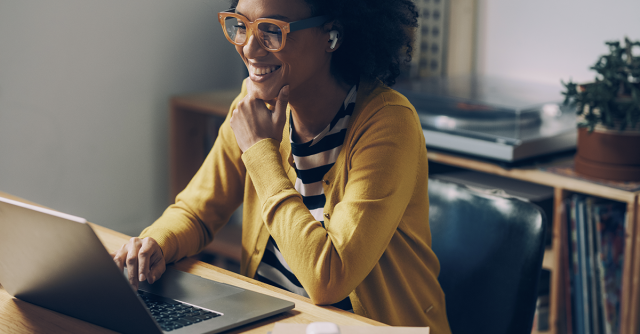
top-left (113, 244), bottom-right (128, 273)
top-left (147, 250), bottom-right (166, 284)
top-left (245, 79), bottom-right (256, 97)
top-left (138, 239), bottom-right (154, 283)
top-left (276, 85), bottom-right (289, 105)
top-left (273, 85), bottom-right (289, 130)
top-left (125, 238), bottom-right (142, 290)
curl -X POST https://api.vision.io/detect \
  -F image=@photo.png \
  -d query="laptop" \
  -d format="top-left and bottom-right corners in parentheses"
top-left (0, 196), bottom-right (294, 333)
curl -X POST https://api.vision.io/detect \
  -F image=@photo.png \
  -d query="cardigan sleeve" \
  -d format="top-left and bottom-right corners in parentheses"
top-left (139, 82), bottom-right (248, 264)
top-left (241, 100), bottom-right (423, 305)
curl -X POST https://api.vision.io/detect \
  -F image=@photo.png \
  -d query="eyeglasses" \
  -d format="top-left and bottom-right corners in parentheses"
top-left (218, 9), bottom-right (329, 52)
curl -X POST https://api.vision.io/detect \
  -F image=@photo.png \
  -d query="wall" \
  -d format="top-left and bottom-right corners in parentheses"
top-left (477, 0), bottom-right (640, 85)
top-left (4, 0), bottom-right (638, 237)
top-left (0, 1), bottom-right (244, 236)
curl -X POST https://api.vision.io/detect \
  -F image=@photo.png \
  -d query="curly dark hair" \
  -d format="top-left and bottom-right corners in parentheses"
top-left (228, 0), bottom-right (419, 87)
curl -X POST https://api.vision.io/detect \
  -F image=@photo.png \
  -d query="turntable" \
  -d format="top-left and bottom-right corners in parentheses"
top-left (394, 75), bottom-right (577, 163)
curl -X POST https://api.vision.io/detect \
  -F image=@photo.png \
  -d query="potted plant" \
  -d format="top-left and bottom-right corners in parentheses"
top-left (562, 37), bottom-right (640, 182)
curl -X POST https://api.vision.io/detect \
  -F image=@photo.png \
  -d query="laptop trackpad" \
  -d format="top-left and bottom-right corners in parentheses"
top-left (135, 266), bottom-right (243, 305)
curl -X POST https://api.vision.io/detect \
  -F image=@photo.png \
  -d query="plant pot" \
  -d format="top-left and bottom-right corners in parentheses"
top-left (574, 127), bottom-right (640, 181)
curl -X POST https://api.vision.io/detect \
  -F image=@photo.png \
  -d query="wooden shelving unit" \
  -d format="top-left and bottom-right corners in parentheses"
top-left (169, 89), bottom-right (242, 268)
top-left (169, 89), bottom-right (240, 200)
top-left (169, 90), bottom-right (640, 333)
top-left (427, 150), bottom-right (640, 334)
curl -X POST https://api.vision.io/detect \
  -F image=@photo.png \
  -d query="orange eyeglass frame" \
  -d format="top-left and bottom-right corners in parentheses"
top-left (218, 9), bottom-right (330, 52)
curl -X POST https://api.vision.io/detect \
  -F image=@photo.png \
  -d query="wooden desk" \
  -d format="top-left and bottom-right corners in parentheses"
top-left (0, 192), bottom-right (384, 334)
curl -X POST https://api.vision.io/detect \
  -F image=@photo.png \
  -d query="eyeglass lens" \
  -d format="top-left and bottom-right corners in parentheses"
top-left (224, 17), bottom-right (283, 50)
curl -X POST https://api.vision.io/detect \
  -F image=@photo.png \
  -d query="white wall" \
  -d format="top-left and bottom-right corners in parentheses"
top-left (4, 1), bottom-right (637, 236)
top-left (476, 0), bottom-right (640, 85)
top-left (0, 1), bottom-right (244, 236)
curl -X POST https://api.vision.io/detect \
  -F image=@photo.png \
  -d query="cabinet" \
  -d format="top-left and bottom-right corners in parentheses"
top-left (428, 151), bottom-right (640, 334)
top-left (169, 90), bottom-right (640, 334)
top-left (169, 89), bottom-right (242, 268)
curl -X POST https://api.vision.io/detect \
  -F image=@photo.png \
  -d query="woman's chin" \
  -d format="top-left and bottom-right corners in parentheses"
top-left (255, 91), bottom-right (278, 101)
top-left (249, 83), bottom-right (281, 102)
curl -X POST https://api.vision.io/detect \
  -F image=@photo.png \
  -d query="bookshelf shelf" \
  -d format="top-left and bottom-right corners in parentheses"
top-left (543, 248), bottom-right (554, 271)
top-left (169, 90), bottom-right (640, 334)
top-left (169, 89), bottom-right (239, 200)
top-left (532, 330), bottom-right (551, 334)
top-left (169, 89), bottom-right (241, 272)
top-left (428, 151), bottom-right (640, 334)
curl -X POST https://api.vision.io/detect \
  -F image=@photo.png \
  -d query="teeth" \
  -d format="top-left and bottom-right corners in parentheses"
top-left (252, 65), bottom-right (280, 76)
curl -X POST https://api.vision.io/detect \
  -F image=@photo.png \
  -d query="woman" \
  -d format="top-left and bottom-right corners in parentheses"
top-left (113, 0), bottom-right (451, 331)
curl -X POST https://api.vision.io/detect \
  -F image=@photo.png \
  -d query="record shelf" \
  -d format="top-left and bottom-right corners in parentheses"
top-left (427, 150), bottom-right (639, 334)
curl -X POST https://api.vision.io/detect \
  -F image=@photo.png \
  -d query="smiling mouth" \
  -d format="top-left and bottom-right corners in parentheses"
top-left (251, 65), bottom-right (281, 76)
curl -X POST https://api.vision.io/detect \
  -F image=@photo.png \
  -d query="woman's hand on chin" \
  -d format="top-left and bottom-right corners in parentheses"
top-left (230, 83), bottom-right (289, 152)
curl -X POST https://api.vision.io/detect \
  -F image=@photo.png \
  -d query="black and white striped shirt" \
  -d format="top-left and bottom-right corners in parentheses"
top-left (254, 85), bottom-right (357, 310)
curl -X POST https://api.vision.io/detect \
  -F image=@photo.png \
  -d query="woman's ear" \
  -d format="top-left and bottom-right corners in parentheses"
top-left (323, 21), bottom-right (343, 52)
top-left (329, 30), bottom-right (339, 50)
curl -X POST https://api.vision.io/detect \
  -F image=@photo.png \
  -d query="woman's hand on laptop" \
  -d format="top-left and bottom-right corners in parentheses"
top-left (112, 237), bottom-right (166, 290)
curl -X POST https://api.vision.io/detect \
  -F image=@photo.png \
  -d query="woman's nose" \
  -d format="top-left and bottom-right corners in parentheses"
top-left (243, 34), bottom-right (268, 59)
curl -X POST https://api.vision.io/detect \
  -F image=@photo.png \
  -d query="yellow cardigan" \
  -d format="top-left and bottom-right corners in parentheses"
top-left (140, 79), bottom-right (451, 333)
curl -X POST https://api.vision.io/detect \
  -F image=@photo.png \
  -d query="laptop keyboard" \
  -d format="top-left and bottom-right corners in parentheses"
top-left (138, 290), bottom-right (221, 332)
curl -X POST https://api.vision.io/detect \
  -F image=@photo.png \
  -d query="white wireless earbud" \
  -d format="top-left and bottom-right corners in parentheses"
top-left (329, 30), bottom-right (339, 49)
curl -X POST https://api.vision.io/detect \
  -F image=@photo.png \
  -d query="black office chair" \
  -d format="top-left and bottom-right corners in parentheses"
top-left (428, 178), bottom-right (547, 334)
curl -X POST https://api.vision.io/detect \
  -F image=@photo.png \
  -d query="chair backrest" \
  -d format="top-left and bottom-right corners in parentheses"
top-left (428, 178), bottom-right (547, 334)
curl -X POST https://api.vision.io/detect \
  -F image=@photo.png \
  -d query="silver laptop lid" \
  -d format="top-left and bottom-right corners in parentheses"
top-left (0, 196), bottom-right (162, 333)
top-left (0, 197), bottom-right (294, 334)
